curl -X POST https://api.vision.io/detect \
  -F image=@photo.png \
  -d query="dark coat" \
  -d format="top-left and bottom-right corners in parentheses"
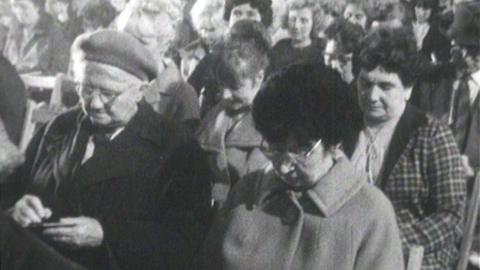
top-left (419, 23), bottom-right (451, 63)
top-left (0, 55), bottom-right (26, 145)
top-left (6, 103), bottom-right (211, 270)
top-left (344, 105), bottom-right (467, 269)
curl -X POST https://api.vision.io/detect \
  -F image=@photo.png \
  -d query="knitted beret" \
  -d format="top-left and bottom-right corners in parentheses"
top-left (71, 30), bottom-right (158, 81)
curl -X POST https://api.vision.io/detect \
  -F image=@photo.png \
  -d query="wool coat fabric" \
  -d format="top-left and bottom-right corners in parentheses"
top-left (196, 102), bottom-right (269, 206)
top-left (344, 105), bottom-right (467, 270)
top-left (194, 156), bottom-right (405, 270)
top-left (4, 103), bottom-right (212, 270)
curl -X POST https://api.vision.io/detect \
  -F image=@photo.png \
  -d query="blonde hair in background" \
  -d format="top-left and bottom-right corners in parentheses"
top-left (116, 0), bottom-right (184, 33)
top-left (190, 0), bottom-right (225, 32)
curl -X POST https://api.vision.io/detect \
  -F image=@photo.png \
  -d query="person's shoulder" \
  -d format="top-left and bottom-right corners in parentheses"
top-left (350, 183), bottom-right (398, 225)
top-left (271, 38), bottom-right (293, 51)
top-left (417, 111), bottom-right (453, 139)
top-left (42, 107), bottom-right (83, 137)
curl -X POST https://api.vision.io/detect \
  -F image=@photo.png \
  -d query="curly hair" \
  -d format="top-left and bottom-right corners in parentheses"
top-left (216, 20), bottom-right (271, 89)
top-left (355, 26), bottom-right (422, 87)
top-left (324, 18), bottom-right (365, 55)
top-left (252, 63), bottom-right (351, 148)
top-left (223, 0), bottom-right (273, 27)
top-left (280, 0), bottom-right (324, 37)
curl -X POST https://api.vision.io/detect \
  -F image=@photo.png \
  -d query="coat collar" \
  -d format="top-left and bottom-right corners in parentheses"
top-left (377, 105), bottom-right (427, 186)
top-left (257, 154), bottom-right (366, 217)
top-left (154, 61), bottom-right (183, 95)
top-left (196, 102), bottom-right (263, 153)
top-left (44, 102), bottom-right (175, 189)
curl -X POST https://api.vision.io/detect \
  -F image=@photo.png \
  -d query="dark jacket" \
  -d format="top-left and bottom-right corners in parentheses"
top-left (344, 105), bottom-right (467, 269)
top-left (267, 38), bottom-right (325, 75)
top-left (0, 55), bottom-right (26, 144)
top-left (6, 103), bottom-right (211, 270)
top-left (418, 23), bottom-right (451, 63)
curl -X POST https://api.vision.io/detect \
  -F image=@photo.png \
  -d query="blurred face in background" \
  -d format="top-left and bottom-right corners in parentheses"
top-left (228, 3), bottom-right (262, 27)
top-left (287, 8), bottom-right (313, 46)
top-left (121, 0), bottom-right (177, 59)
top-left (414, 5), bottom-right (432, 23)
top-left (324, 39), bottom-right (354, 83)
top-left (50, 0), bottom-right (69, 23)
top-left (196, 13), bottom-right (226, 47)
top-left (461, 47), bottom-right (480, 74)
top-left (10, 0), bottom-right (40, 26)
top-left (343, 4), bottom-right (367, 30)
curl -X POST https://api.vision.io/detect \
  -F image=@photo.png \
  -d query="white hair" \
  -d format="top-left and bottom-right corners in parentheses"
top-left (116, 0), bottom-right (184, 31)
top-left (190, 0), bottom-right (224, 32)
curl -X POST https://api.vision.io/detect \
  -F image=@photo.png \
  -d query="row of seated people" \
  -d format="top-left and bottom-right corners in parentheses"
top-left (0, 11), bottom-right (478, 269)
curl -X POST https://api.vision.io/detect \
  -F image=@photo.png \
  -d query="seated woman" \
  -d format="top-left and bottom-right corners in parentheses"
top-left (194, 20), bottom-right (271, 208)
top-left (268, 0), bottom-right (325, 74)
top-left (194, 63), bottom-right (405, 270)
top-left (188, 0), bottom-right (273, 116)
top-left (345, 26), bottom-right (466, 269)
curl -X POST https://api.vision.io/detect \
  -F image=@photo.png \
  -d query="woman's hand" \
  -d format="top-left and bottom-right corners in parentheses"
top-left (43, 216), bottom-right (104, 248)
top-left (10, 194), bottom-right (52, 227)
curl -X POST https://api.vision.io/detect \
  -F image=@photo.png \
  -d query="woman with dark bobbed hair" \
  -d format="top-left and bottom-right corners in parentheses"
top-left (224, 0), bottom-right (273, 28)
top-left (194, 63), bottom-right (404, 270)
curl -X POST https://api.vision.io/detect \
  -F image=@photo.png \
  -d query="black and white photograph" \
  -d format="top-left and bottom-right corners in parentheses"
top-left (0, 0), bottom-right (479, 269)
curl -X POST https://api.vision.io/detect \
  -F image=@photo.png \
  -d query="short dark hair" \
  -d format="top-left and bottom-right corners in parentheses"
top-left (252, 64), bottom-right (351, 148)
top-left (216, 20), bottom-right (270, 89)
top-left (223, 0), bottom-right (273, 27)
top-left (415, 0), bottom-right (438, 10)
top-left (355, 26), bottom-right (420, 87)
top-left (324, 18), bottom-right (365, 54)
top-left (80, 0), bottom-right (116, 29)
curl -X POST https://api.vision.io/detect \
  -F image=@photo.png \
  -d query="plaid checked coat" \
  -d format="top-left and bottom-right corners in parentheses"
top-left (345, 105), bottom-right (467, 269)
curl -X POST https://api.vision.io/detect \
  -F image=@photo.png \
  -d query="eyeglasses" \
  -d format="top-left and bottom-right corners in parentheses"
top-left (261, 138), bottom-right (323, 164)
top-left (324, 52), bottom-right (352, 65)
top-left (76, 83), bottom-right (121, 104)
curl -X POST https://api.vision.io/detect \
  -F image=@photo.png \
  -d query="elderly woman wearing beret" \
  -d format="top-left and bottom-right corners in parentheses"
top-left (194, 64), bottom-right (405, 270)
top-left (2, 30), bottom-right (211, 270)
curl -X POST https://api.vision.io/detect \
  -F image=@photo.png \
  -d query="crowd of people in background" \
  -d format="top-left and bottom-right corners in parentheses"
top-left (0, 0), bottom-right (479, 269)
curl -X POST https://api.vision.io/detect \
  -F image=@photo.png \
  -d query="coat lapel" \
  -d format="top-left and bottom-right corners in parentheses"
top-left (75, 104), bottom-right (167, 189)
top-left (378, 105), bottom-right (427, 188)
